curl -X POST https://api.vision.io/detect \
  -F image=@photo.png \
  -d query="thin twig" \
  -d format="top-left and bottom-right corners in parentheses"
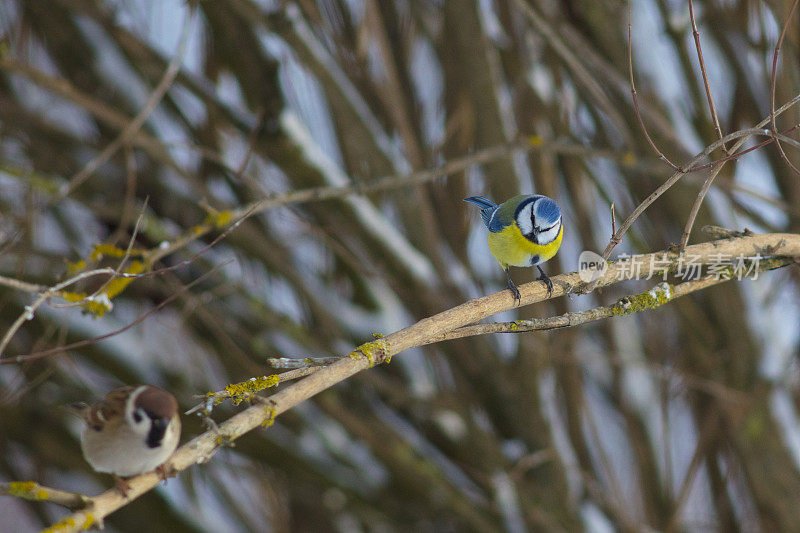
top-left (770, 0), bottom-right (800, 177)
top-left (679, 160), bottom-right (725, 250)
top-left (0, 275), bottom-right (44, 293)
top-left (687, 124), bottom-right (800, 173)
top-left (688, 0), bottom-right (727, 153)
top-left (267, 356), bottom-right (343, 369)
top-left (107, 147), bottom-right (140, 246)
top-left (601, 127), bottom-right (758, 259)
top-left (628, 0), bottom-right (682, 170)
top-left (56, 202), bottom-right (150, 311)
top-left (0, 206), bottom-right (157, 359)
top-left (610, 202), bottom-right (617, 236)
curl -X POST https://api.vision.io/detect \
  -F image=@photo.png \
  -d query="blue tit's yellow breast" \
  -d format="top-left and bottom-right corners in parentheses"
top-left (487, 224), bottom-right (563, 268)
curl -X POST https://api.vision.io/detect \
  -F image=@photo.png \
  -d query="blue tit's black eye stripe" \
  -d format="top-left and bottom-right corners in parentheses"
top-left (538, 221), bottom-right (560, 234)
top-left (524, 219), bottom-right (561, 245)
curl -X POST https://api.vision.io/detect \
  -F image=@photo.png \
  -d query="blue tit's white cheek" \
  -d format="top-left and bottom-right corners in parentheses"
top-left (537, 219), bottom-right (562, 245)
top-left (516, 202), bottom-right (534, 235)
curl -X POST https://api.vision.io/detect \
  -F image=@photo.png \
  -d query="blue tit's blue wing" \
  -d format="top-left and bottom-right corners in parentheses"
top-left (486, 210), bottom-right (511, 233)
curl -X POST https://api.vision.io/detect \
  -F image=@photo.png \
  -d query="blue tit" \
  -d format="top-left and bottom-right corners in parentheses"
top-left (464, 194), bottom-right (563, 302)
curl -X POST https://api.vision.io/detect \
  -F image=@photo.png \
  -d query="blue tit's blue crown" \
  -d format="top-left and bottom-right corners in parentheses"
top-left (535, 197), bottom-right (561, 225)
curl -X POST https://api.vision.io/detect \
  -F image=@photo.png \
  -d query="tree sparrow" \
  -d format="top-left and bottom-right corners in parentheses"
top-left (72, 385), bottom-right (181, 495)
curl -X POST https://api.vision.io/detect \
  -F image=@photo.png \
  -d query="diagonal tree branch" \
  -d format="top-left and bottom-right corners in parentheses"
top-left (30, 231), bottom-right (800, 532)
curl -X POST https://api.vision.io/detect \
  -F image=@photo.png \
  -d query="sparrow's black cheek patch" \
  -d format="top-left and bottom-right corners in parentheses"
top-left (146, 419), bottom-right (168, 449)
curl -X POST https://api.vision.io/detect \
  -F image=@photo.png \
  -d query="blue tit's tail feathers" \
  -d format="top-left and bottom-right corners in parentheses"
top-left (464, 196), bottom-right (496, 209)
top-left (464, 196), bottom-right (497, 228)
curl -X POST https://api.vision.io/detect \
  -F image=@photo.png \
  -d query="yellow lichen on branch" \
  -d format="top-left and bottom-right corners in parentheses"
top-left (40, 515), bottom-right (94, 533)
top-left (55, 259), bottom-right (146, 317)
top-left (224, 374), bottom-right (281, 405)
top-left (612, 282), bottom-right (673, 316)
top-left (203, 210), bottom-right (233, 229)
top-left (348, 338), bottom-right (390, 366)
top-left (7, 481), bottom-right (48, 500)
top-left (90, 244), bottom-right (146, 260)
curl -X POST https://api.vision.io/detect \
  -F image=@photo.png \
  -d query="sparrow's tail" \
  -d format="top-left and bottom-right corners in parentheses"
top-left (63, 402), bottom-right (91, 421)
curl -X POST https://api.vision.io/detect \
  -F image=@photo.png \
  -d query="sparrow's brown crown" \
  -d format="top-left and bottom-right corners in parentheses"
top-left (134, 386), bottom-right (178, 421)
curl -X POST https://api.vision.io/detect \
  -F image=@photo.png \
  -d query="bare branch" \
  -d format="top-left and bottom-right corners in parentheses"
top-left (266, 356), bottom-right (344, 369)
top-left (427, 257), bottom-right (793, 343)
top-left (688, 0), bottom-right (727, 152)
top-left (679, 124), bottom-right (800, 250)
top-left (628, 0), bottom-right (682, 170)
top-left (39, 232), bottom-right (800, 532)
top-left (770, 0), bottom-right (800, 177)
top-left (678, 0), bottom-right (800, 251)
top-left (599, 92), bottom-right (800, 263)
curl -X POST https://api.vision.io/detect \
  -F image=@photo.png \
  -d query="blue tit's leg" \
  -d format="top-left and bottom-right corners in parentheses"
top-left (504, 267), bottom-right (521, 304)
top-left (536, 265), bottom-right (553, 298)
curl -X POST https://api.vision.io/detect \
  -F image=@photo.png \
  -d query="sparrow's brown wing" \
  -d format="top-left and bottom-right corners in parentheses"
top-left (84, 385), bottom-right (136, 431)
